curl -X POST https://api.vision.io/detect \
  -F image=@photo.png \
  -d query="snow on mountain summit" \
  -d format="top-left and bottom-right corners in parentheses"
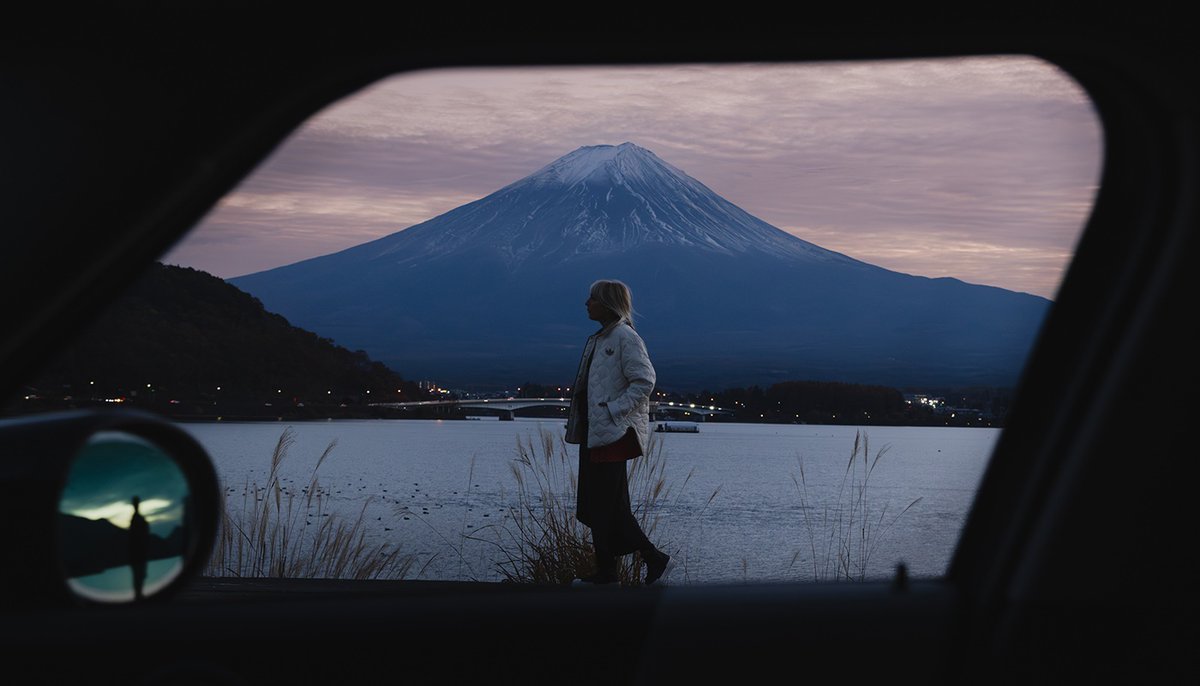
top-left (524, 142), bottom-right (682, 187)
top-left (356, 143), bottom-right (858, 269)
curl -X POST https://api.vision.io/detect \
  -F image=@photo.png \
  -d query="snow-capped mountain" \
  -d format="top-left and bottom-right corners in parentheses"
top-left (230, 143), bottom-right (1051, 390)
top-left (344, 142), bottom-right (851, 267)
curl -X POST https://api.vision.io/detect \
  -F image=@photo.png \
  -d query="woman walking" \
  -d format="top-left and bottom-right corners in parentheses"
top-left (565, 279), bottom-right (671, 585)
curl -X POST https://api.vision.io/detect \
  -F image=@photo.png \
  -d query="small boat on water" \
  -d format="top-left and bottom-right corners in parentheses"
top-left (655, 421), bottom-right (699, 433)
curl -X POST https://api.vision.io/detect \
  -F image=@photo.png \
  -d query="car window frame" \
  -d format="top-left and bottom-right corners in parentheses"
top-left (2, 22), bottom-right (1195, 682)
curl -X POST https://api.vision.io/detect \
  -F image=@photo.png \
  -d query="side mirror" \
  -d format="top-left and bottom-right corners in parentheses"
top-left (0, 409), bottom-right (219, 606)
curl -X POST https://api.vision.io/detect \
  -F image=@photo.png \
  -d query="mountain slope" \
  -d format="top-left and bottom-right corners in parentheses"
top-left (231, 143), bottom-right (1051, 390)
top-left (12, 263), bottom-right (423, 410)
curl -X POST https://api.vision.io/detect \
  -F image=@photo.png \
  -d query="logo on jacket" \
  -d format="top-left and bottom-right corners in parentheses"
top-left (604, 347), bottom-right (615, 355)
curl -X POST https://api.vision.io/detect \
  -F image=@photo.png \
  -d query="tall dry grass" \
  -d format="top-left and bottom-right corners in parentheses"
top-left (791, 430), bottom-right (921, 582)
top-left (484, 427), bottom-right (698, 585)
top-left (205, 428), bottom-right (415, 580)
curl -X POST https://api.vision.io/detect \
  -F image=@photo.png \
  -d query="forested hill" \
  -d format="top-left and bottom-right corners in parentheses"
top-left (4, 263), bottom-right (427, 419)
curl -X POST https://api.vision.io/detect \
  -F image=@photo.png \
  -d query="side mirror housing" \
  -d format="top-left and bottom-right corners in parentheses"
top-left (0, 409), bottom-right (219, 607)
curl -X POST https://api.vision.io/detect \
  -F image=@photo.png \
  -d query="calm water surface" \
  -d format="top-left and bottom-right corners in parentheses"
top-left (181, 418), bottom-right (997, 584)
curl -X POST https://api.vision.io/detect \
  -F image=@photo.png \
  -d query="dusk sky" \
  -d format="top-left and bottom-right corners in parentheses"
top-left (163, 56), bottom-right (1101, 299)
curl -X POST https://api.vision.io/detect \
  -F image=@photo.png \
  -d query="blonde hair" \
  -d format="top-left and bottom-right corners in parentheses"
top-left (590, 279), bottom-right (636, 328)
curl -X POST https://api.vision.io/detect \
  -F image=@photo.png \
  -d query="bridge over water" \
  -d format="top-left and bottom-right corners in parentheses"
top-left (370, 397), bottom-right (734, 421)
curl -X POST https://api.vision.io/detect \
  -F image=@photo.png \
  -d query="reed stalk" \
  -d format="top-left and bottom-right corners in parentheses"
top-left (205, 428), bottom-right (415, 580)
top-left (484, 427), bottom-right (685, 585)
top-left (792, 430), bottom-right (922, 582)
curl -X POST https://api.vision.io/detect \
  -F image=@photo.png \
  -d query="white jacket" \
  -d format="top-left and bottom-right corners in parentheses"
top-left (565, 321), bottom-right (656, 453)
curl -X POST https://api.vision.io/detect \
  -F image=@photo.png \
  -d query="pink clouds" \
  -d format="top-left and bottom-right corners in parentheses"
top-left (164, 57), bottom-right (1100, 298)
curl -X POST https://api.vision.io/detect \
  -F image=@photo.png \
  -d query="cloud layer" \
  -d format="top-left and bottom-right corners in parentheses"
top-left (164, 57), bottom-right (1100, 298)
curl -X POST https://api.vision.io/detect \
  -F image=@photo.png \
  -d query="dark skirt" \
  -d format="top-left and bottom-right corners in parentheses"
top-left (576, 444), bottom-right (652, 558)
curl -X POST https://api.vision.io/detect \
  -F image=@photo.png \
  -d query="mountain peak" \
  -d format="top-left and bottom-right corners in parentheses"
top-left (333, 142), bottom-right (853, 268)
top-left (525, 142), bottom-right (669, 187)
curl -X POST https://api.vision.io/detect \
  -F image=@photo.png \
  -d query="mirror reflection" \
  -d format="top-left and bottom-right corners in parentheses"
top-left (58, 430), bottom-right (191, 602)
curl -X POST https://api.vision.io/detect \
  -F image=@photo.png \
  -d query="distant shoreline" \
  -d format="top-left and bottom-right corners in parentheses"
top-left (2, 405), bottom-right (1000, 429)
top-left (5, 389), bottom-right (1004, 429)
top-left (169, 415), bottom-right (478, 423)
top-left (0, 401), bottom-right (473, 424)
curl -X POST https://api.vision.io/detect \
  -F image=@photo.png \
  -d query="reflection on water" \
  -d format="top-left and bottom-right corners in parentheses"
top-left (66, 557), bottom-right (185, 602)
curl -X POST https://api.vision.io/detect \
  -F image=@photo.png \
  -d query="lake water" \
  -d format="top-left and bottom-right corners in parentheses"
top-left (180, 418), bottom-right (997, 584)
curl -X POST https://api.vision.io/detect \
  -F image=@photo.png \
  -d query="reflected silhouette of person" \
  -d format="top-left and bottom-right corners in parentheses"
top-left (128, 495), bottom-right (149, 601)
top-left (180, 493), bottom-right (193, 558)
